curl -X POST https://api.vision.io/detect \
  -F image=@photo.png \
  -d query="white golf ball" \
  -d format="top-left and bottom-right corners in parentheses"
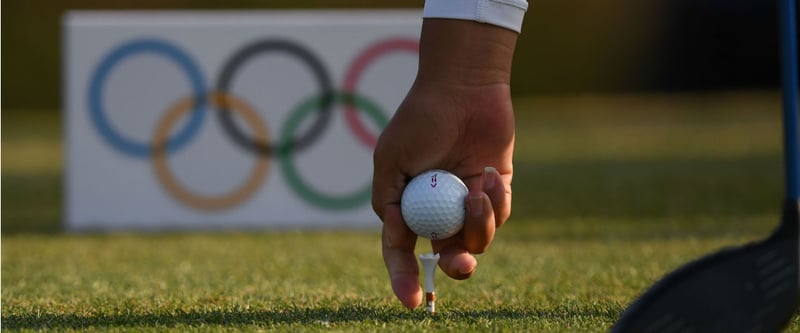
top-left (401, 169), bottom-right (468, 240)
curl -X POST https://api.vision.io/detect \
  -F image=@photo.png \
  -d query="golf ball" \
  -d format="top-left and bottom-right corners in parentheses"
top-left (401, 169), bottom-right (468, 240)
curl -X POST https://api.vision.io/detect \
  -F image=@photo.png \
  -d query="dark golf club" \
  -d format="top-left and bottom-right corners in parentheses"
top-left (610, 0), bottom-right (799, 331)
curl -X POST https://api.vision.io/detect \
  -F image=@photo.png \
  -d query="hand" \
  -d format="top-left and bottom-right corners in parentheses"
top-left (372, 19), bottom-right (518, 309)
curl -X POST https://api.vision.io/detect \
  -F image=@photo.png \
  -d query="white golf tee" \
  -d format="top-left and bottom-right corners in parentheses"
top-left (419, 252), bottom-right (440, 315)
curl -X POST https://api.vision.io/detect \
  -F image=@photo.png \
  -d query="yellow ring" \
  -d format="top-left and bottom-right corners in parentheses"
top-left (151, 92), bottom-right (270, 211)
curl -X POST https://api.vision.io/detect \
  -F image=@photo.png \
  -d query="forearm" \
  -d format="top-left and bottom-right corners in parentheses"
top-left (416, 19), bottom-right (519, 87)
top-left (416, 0), bottom-right (527, 87)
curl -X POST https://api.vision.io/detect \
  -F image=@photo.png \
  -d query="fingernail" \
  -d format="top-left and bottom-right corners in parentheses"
top-left (459, 262), bottom-right (476, 275)
top-left (458, 258), bottom-right (478, 277)
top-left (483, 166), bottom-right (497, 190)
top-left (468, 194), bottom-right (483, 218)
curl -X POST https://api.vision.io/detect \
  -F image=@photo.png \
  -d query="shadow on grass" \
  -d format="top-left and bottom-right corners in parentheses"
top-left (2, 305), bottom-right (620, 330)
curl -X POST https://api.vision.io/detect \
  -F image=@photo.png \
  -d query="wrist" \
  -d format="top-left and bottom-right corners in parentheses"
top-left (415, 19), bottom-right (519, 88)
top-left (423, 0), bottom-right (528, 33)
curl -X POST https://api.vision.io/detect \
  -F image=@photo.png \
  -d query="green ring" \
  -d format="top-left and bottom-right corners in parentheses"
top-left (279, 92), bottom-right (388, 210)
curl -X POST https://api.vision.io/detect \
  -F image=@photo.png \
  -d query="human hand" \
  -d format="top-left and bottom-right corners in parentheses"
top-left (372, 19), bottom-right (517, 309)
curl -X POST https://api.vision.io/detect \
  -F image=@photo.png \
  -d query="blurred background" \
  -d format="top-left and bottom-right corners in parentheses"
top-left (1, 0), bottom-right (786, 108)
top-left (0, 0), bottom-right (793, 231)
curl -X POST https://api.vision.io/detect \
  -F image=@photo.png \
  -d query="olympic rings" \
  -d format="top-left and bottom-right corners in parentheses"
top-left (342, 38), bottom-right (419, 148)
top-left (279, 92), bottom-right (388, 210)
top-left (216, 39), bottom-right (334, 156)
top-left (87, 36), bottom-right (418, 211)
top-left (152, 92), bottom-right (271, 211)
top-left (89, 38), bottom-right (207, 158)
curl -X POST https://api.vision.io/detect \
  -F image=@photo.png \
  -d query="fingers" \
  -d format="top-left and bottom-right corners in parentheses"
top-left (432, 236), bottom-right (477, 279)
top-left (375, 163), bottom-right (511, 307)
top-left (464, 191), bottom-right (495, 254)
top-left (431, 167), bottom-right (508, 279)
top-left (483, 166), bottom-right (512, 228)
top-left (381, 205), bottom-right (422, 309)
top-left (459, 167), bottom-right (508, 254)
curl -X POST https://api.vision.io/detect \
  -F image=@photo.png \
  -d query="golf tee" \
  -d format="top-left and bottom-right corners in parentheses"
top-left (425, 292), bottom-right (436, 314)
top-left (419, 252), bottom-right (440, 315)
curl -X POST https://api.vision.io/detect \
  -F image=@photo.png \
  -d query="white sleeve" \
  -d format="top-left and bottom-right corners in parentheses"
top-left (422, 0), bottom-right (529, 33)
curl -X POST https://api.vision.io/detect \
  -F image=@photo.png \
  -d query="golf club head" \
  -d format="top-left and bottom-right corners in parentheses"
top-left (610, 200), bottom-right (800, 333)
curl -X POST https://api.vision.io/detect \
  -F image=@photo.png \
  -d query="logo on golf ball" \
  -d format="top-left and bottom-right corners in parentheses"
top-left (401, 170), bottom-right (468, 240)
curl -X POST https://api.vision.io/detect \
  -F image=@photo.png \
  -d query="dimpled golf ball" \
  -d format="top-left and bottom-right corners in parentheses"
top-left (401, 169), bottom-right (469, 240)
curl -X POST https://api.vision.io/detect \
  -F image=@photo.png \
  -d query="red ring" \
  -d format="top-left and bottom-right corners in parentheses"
top-left (342, 38), bottom-right (419, 148)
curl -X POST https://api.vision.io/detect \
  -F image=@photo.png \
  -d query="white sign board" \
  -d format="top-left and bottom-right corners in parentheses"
top-left (64, 10), bottom-right (421, 231)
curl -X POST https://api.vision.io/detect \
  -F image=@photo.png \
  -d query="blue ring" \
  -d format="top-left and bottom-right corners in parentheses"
top-left (88, 38), bottom-right (207, 157)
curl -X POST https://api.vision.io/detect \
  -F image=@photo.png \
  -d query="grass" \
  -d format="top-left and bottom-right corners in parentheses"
top-left (3, 91), bottom-right (800, 332)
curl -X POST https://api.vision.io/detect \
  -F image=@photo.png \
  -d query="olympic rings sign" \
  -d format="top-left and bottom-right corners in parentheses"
top-left (85, 36), bottom-right (418, 212)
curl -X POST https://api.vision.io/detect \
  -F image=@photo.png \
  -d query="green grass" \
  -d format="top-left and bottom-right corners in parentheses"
top-left (3, 92), bottom-right (800, 332)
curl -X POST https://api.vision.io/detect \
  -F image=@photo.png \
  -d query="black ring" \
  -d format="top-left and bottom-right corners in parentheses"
top-left (216, 39), bottom-right (334, 156)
